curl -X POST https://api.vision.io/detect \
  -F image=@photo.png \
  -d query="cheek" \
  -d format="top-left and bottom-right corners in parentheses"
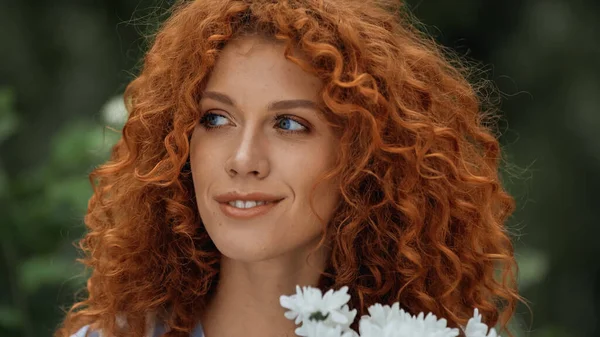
top-left (280, 145), bottom-right (339, 220)
top-left (311, 179), bottom-right (340, 226)
top-left (190, 132), bottom-right (222, 181)
top-left (189, 133), bottom-right (220, 209)
top-left (309, 143), bottom-right (340, 223)
top-left (277, 137), bottom-right (337, 176)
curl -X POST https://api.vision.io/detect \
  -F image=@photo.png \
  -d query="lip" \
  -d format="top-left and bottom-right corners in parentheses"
top-left (214, 191), bottom-right (284, 203)
top-left (214, 191), bottom-right (285, 220)
top-left (218, 199), bottom-right (283, 219)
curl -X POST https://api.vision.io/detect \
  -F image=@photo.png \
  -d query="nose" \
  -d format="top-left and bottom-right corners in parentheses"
top-left (224, 127), bottom-right (270, 179)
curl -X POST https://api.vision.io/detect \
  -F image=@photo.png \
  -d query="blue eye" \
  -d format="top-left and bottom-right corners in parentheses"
top-left (200, 113), bottom-right (229, 128)
top-left (277, 116), bottom-right (306, 132)
top-left (200, 112), bottom-right (309, 134)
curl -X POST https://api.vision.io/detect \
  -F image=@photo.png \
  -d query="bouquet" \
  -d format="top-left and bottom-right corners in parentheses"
top-left (280, 286), bottom-right (498, 337)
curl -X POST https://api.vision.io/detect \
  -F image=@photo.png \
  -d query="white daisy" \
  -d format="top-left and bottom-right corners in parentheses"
top-left (463, 309), bottom-right (499, 337)
top-left (280, 285), bottom-right (356, 326)
top-left (298, 321), bottom-right (359, 337)
top-left (281, 286), bottom-right (499, 337)
top-left (294, 304), bottom-right (357, 336)
top-left (359, 305), bottom-right (460, 337)
top-left (362, 303), bottom-right (408, 327)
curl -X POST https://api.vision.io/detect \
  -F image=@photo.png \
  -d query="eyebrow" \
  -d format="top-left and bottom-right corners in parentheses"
top-left (201, 91), bottom-right (319, 111)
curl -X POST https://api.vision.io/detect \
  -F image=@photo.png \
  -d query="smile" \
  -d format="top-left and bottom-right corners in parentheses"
top-left (227, 200), bottom-right (273, 208)
top-left (218, 199), bottom-right (283, 219)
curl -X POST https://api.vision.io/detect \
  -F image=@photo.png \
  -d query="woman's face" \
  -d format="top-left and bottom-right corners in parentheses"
top-left (190, 36), bottom-right (340, 262)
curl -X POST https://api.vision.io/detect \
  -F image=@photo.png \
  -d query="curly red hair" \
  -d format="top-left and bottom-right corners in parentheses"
top-left (56, 0), bottom-right (523, 336)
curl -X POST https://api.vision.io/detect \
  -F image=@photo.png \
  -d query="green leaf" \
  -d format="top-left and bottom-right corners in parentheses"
top-left (49, 121), bottom-right (120, 174)
top-left (46, 176), bottom-right (93, 214)
top-left (18, 256), bottom-right (84, 294)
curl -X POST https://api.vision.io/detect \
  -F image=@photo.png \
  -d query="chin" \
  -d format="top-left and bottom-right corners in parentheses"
top-left (208, 229), bottom-right (323, 264)
top-left (215, 241), bottom-right (287, 263)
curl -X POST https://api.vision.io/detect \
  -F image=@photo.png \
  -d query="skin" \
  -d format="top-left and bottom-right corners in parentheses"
top-left (189, 35), bottom-right (340, 337)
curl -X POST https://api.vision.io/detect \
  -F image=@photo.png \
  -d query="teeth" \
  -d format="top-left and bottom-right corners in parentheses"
top-left (227, 200), bottom-right (269, 209)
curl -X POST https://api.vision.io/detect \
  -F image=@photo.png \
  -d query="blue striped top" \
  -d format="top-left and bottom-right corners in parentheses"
top-left (71, 320), bottom-right (204, 337)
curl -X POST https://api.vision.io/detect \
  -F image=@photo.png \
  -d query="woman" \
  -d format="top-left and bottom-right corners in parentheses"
top-left (56, 0), bottom-right (523, 336)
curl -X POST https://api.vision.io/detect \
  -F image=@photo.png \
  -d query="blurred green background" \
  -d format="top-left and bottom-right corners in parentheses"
top-left (0, 0), bottom-right (598, 336)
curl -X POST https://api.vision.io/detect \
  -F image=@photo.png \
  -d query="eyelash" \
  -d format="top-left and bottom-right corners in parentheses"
top-left (199, 112), bottom-right (310, 134)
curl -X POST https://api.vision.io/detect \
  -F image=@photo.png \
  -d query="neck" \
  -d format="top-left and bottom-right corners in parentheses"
top-left (200, 243), bottom-right (330, 337)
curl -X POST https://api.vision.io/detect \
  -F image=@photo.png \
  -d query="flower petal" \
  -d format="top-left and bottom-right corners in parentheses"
top-left (330, 310), bottom-right (349, 325)
top-left (284, 311), bottom-right (298, 320)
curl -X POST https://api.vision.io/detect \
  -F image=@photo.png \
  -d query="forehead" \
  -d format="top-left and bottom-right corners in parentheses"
top-left (203, 36), bottom-right (323, 103)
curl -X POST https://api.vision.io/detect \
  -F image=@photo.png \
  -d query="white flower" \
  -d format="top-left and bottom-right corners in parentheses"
top-left (362, 303), bottom-right (407, 327)
top-left (294, 304), bottom-right (357, 337)
top-left (299, 321), bottom-right (359, 337)
top-left (463, 309), bottom-right (498, 337)
top-left (359, 304), bottom-right (460, 337)
top-left (280, 285), bottom-right (357, 327)
top-left (281, 286), bottom-right (499, 337)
